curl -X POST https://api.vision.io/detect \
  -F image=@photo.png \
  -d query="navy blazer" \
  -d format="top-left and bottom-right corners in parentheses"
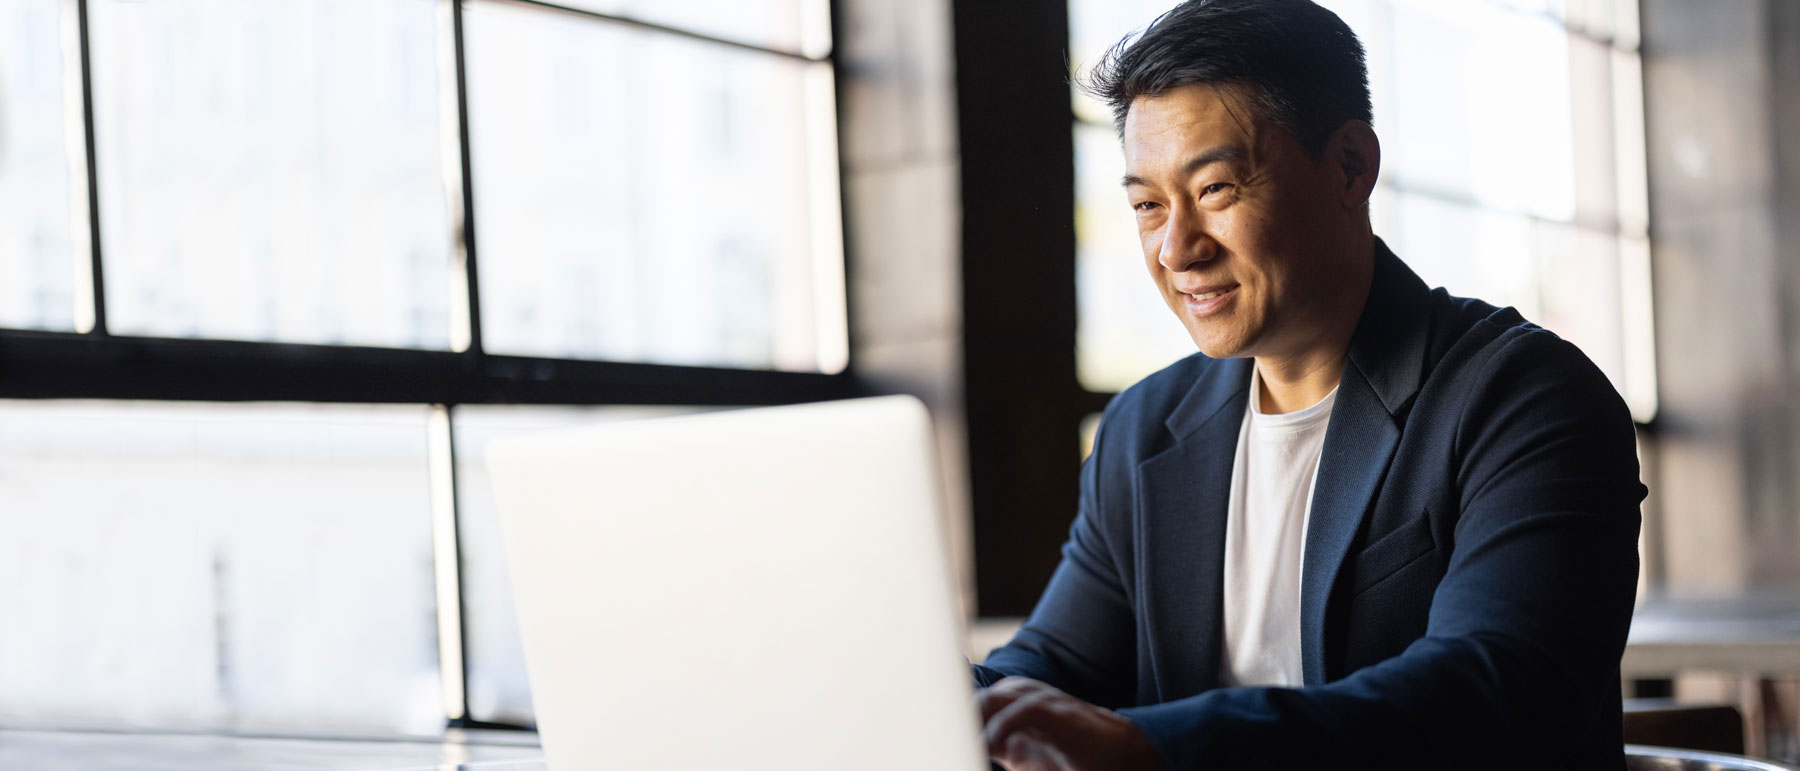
top-left (973, 240), bottom-right (1645, 769)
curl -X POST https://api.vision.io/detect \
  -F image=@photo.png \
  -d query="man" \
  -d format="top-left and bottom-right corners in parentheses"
top-left (968, 1), bottom-right (1645, 769)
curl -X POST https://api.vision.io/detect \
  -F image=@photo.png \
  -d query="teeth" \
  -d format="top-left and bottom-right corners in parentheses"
top-left (1191, 288), bottom-right (1229, 301)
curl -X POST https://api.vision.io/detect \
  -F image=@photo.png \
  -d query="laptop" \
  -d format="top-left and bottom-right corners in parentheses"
top-left (485, 395), bottom-right (988, 771)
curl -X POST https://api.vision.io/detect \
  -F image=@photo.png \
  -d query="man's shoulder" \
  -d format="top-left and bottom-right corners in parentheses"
top-left (1094, 352), bottom-right (1228, 453)
top-left (1422, 288), bottom-right (1614, 399)
top-left (1412, 287), bottom-right (1635, 461)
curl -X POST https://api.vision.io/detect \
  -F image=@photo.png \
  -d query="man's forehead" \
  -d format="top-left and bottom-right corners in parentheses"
top-left (1122, 84), bottom-right (1262, 171)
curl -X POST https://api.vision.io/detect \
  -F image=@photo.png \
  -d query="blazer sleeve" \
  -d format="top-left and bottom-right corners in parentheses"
top-left (1117, 331), bottom-right (1644, 769)
top-left (971, 401), bottom-right (1139, 710)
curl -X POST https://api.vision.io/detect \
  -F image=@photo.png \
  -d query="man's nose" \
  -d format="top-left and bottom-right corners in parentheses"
top-left (1157, 206), bottom-right (1216, 273)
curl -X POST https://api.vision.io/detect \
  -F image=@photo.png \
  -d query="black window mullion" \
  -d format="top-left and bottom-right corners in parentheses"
top-left (448, 0), bottom-right (484, 356)
top-left (440, 0), bottom-right (479, 730)
top-left (72, 0), bottom-right (107, 337)
top-left (436, 404), bottom-right (539, 731)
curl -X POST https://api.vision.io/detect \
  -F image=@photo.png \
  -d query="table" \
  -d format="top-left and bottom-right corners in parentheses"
top-left (0, 726), bottom-right (547, 771)
top-left (1625, 595), bottom-right (1800, 678)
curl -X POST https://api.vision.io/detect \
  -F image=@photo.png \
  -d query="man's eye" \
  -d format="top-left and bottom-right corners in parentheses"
top-left (1202, 183), bottom-right (1231, 196)
top-left (1131, 201), bottom-right (1160, 212)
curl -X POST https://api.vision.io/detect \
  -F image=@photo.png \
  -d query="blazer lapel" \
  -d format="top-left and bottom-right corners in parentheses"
top-left (1299, 367), bottom-right (1400, 685)
top-left (1299, 238), bottom-right (1435, 686)
top-left (1135, 356), bottom-right (1251, 702)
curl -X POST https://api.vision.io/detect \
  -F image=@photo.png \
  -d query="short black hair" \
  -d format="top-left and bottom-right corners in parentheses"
top-left (1080, 0), bottom-right (1372, 157)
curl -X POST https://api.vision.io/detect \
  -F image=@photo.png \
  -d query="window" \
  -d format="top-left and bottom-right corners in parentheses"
top-left (0, 0), bottom-right (845, 733)
top-left (1070, 0), bottom-right (1656, 422)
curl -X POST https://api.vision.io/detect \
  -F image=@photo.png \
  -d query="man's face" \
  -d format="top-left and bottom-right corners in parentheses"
top-left (1122, 83), bottom-right (1356, 361)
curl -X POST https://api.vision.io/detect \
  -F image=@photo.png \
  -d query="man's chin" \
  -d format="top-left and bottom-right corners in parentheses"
top-left (1188, 333), bottom-right (1249, 360)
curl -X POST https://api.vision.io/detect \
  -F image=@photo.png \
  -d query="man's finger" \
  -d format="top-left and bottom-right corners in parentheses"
top-left (1000, 727), bottom-right (1073, 771)
top-left (982, 688), bottom-right (1059, 758)
top-left (974, 676), bottom-right (1052, 723)
top-left (999, 731), bottom-right (1040, 771)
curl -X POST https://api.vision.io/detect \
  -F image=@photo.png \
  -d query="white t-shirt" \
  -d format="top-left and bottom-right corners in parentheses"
top-left (1219, 365), bottom-right (1338, 688)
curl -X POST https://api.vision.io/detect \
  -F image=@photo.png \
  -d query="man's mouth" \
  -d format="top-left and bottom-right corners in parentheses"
top-left (1182, 284), bottom-right (1239, 316)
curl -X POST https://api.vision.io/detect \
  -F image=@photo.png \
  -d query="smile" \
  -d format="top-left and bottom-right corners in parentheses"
top-left (1182, 284), bottom-right (1239, 317)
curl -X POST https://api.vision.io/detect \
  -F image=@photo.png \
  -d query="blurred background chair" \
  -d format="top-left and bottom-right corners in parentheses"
top-left (1626, 744), bottom-right (1800, 771)
top-left (1625, 700), bottom-right (1747, 755)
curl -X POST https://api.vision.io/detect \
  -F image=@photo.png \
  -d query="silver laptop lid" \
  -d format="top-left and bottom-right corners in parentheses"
top-left (485, 395), bottom-right (985, 771)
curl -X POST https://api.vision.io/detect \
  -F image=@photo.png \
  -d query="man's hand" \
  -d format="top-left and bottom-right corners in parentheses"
top-left (974, 676), bottom-right (1164, 771)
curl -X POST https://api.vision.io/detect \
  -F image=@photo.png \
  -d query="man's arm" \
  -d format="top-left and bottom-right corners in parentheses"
top-left (1113, 332), bottom-right (1643, 768)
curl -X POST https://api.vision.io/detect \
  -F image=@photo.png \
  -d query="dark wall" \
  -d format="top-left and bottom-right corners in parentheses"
top-left (951, 0), bottom-right (1092, 617)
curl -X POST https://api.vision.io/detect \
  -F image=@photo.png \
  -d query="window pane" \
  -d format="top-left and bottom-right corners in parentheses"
top-left (89, 0), bottom-right (455, 348)
top-left (0, 402), bottom-right (441, 733)
top-left (452, 404), bottom-right (704, 726)
top-left (0, 0), bottom-right (79, 332)
top-left (1385, 0), bottom-right (1576, 221)
top-left (466, 2), bottom-right (846, 372)
top-left (1568, 32), bottom-right (1619, 231)
top-left (1388, 188), bottom-right (1541, 319)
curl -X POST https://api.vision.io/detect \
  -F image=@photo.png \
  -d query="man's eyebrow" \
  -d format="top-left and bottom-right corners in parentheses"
top-left (1120, 146), bottom-right (1249, 188)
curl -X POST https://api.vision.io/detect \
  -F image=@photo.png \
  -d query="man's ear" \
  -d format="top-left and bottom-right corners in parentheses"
top-left (1327, 120), bottom-right (1380, 210)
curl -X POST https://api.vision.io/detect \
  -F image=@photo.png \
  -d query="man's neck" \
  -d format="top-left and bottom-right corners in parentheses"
top-left (1254, 350), bottom-right (1345, 415)
top-left (1251, 233), bottom-right (1376, 414)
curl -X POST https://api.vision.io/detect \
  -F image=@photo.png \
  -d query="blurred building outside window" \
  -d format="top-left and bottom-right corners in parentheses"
top-left (1071, 0), bottom-right (1657, 424)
